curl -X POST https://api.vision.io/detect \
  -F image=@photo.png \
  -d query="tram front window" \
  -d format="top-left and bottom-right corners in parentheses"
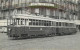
top-left (7, 19), bottom-right (14, 25)
top-left (9, 19), bottom-right (17, 25)
top-left (8, 18), bottom-right (20, 25)
top-left (9, 18), bottom-right (29, 26)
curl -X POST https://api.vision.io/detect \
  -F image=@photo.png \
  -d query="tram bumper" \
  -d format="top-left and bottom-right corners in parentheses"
top-left (7, 27), bottom-right (19, 37)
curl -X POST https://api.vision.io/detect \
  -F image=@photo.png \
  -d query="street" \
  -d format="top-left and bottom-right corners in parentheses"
top-left (0, 32), bottom-right (80, 50)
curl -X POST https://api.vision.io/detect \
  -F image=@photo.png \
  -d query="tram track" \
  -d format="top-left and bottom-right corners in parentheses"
top-left (0, 34), bottom-right (77, 49)
top-left (0, 32), bottom-right (80, 50)
top-left (0, 37), bottom-right (55, 49)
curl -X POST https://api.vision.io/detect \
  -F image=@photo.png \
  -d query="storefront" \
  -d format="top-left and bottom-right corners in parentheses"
top-left (0, 20), bottom-right (7, 33)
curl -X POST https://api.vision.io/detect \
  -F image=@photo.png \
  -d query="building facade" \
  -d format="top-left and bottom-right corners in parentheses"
top-left (78, 0), bottom-right (80, 20)
top-left (0, 0), bottom-right (78, 20)
top-left (76, 0), bottom-right (80, 30)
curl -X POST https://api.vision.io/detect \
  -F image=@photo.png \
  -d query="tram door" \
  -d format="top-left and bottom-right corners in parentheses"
top-left (56, 27), bottom-right (59, 35)
top-left (56, 22), bottom-right (59, 35)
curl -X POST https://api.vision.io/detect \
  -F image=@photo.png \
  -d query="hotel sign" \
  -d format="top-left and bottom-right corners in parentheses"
top-left (29, 3), bottom-right (54, 7)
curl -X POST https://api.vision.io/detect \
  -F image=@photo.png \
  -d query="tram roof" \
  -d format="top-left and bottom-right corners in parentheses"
top-left (12, 14), bottom-right (74, 23)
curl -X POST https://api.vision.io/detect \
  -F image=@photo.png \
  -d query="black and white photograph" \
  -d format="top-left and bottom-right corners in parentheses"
top-left (0, 0), bottom-right (80, 50)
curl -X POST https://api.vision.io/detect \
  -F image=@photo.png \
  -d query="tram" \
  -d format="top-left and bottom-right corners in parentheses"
top-left (7, 14), bottom-right (77, 39)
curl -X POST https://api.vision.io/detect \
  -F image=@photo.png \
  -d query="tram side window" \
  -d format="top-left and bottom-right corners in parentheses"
top-left (13, 19), bottom-right (17, 25)
top-left (12, 18), bottom-right (19, 25)
top-left (25, 19), bottom-right (27, 25)
top-left (18, 19), bottom-right (25, 25)
top-left (52, 22), bottom-right (56, 26)
top-left (33, 19), bottom-right (36, 25)
top-left (63, 23), bottom-right (66, 26)
top-left (7, 19), bottom-right (10, 25)
top-left (16, 18), bottom-right (20, 25)
top-left (23, 19), bottom-right (25, 25)
top-left (56, 22), bottom-right (62, 26)
top-left (49, 21), bottom-right (51, 26)
top-left (10, 18), bottom-right (29, 25)
top-left (35, 20), bottom-right (39, 26)
top-left (46, 21), bottom-right (52, 26)
top-left (61, 22), bottom-right (64, 26)
top-left (68, 23), bottom-right (70, 27)
top-left (56, 22), bottom-right (58, 26)
top-left (42, 20), bottom-right (44, 26)
top-left (65, 23), bottom-right (68, 26)
top-left (63, 23), bottom-right (65, 26)
top-left (59, 22), bottom-right (61, 26)
top-left (29, 19), bottom-right (52, 26)
top-left (70, 23), bottom-right (74, 27)
top-left (29, 19), bottom-right (33, 25)
top-left (45, 21), bottom-right (49, 26)
top-left (70, 23), bottom-right (72, 27)
top-left (21, 19), bottom-right (23, 25)
top-left (11, 18), bottom-right (19, 25)
top-left (10, 19), bottom-right (13, 25)
top-left (17, 18), bottom-right (26, 25)
top-left (8, 19), bottom-right (13, 25)
top-left (45, 21), bottom-right (48, 26)
top-left (73, 24), bottom-right (75, 27)
top-left (29, 19), bottom-right (36, 26)
top-left (39, 20), bottom-right (42, 26)
top-left (72, 24), bottom-right (74, 27)
top-left (41, 20), bottom-right (52, 26)
top-left (44, 21), bottom-right (47, 26)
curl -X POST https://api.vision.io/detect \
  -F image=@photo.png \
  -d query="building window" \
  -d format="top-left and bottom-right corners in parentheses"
top-left (35, 8), bottom-right (39, 15)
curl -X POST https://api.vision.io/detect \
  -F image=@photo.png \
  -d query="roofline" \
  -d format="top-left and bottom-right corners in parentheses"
top-left (12, 14), bottom-right (75, 23)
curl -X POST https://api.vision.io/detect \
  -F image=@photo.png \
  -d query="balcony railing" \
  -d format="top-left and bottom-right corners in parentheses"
top-left (29, 3), bottom-right (59, 9)
top-left (12, 3), bottom-right (29, 9)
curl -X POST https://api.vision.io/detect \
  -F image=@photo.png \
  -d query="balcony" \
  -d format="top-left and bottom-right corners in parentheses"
top-left (29, 3), bottom-right (58, 8)
top-left (69, 10), bottom-right (78, 15)
top-left (1, 6), bottom-right (9, 10)
top-left (12, 3), bottom-right (29, 9)
top-left (18, 3), bottom-right (29, 8)
top-left (8, 5), bottom-right (14, 9)
top-left (14, 4), bottom-right (19, 8)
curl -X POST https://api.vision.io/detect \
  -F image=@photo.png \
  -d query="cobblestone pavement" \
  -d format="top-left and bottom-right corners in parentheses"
top-left (0, 32), bottom-right (80, 50)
